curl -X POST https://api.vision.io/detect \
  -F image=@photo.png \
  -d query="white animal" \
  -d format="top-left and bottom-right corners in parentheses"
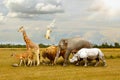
top-left (45, 19), bottom-right (56, 39)
top-left (70, 48), bottom-right (107, 67)
top-left (45, 28), bottom-right (52, 39)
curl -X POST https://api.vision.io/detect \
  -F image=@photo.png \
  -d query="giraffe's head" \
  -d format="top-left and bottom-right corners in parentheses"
top-left (18, 26), bottom-right (24, 32)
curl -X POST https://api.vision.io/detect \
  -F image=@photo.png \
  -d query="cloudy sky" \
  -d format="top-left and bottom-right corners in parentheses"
top-left (0, 0), bottom-right (120, 45)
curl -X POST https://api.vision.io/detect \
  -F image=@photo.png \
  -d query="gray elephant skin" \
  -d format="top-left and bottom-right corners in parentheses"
top-left (54, 37), bottom-right (93, 66)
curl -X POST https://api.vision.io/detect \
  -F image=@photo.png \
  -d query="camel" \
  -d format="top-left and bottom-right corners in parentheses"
top-left (18, 26), bottom-right (40, 66)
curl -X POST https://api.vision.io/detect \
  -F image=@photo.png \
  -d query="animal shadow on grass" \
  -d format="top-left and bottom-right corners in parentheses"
top-left (42, 60), bottom-right (64, 66)
top-left (73, 61), bottom-right (105, 67)
top-left (12, 61), bottom-right (38, 67)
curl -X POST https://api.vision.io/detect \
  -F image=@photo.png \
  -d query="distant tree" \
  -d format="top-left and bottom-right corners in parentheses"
top-left (39, 43), bottom-right (50, 48)
top-left (101, 42), bottom-right (109, 48)
top-left (93, 42), bottom-right (116, 48)
top-left (114, 42), bottom-right (120, 48)
top-left (93, 44), bottom-right (99, 48)
top-left (0, 44), bottom-right (25, 48)
top-left (0, 42), bottom-right (120, 48)
top-left (109, 44), bottom-right (114, 48)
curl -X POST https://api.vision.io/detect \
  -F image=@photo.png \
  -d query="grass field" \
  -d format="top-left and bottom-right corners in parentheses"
top-left (0, 48), bottom-right (120, 80)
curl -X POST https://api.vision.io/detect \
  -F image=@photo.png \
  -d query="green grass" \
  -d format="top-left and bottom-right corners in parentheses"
top-left (0, 48), bottom-right (120, 80)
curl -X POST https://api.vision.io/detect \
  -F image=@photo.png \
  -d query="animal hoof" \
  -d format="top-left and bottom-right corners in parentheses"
top-left (84, 65), bottom-right (87, 67)
top-left (104, 64), bottom-right (107, 67)
top-left (36, 64), bottom-right (39, 66)
top-left (51, 64), bottom-right (54, 66)
top-left (75, 63), bottom-right (80, 66)
top-left (63, 63), bottom-right (67, 67)
top-left (53, 63), bottom-right (56, 65)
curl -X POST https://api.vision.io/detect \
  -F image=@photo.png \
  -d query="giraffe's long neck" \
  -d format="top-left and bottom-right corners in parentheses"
top-left (22, 30), bottom-right (30, 43)
top-left (22, 30), bottom-right (39, 50)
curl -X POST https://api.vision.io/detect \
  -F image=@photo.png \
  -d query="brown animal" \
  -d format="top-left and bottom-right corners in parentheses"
top-left (42, 46), bottom-right (66, 65)
top-left (18, 26), bottom-right (40, 66)
top-left (11, 51), bottom-right (35, 66)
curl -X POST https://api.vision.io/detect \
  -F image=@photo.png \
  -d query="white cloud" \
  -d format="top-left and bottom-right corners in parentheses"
top-left (0, 0), bottom-right (120, 45)
top-left (4, 0), bottom-right (64, 18)
top-left (100, 28), bottom-right (120, 43)
top-left (0, 13), bottom-right (5, 23)
top-left (34, 27), bottom-right (40, 31)
top-left (83, 31), bottom-right (96, 40)
top-left (88, 0), bottom-right (120, 20)
top-left (80, 27), bottom-right (120, 44)
top-left (36, 3), bottom-right (63, 13)
top-left (7, 12), bottom-right (35, 18)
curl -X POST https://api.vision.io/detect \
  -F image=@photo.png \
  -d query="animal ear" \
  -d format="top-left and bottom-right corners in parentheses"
top-left (18, 26), bottom-right (24, 32)
top-left (62, 39), bottom-right (68, 46)
top-left (64, 39), bottom-right (68, 44)
top-left (62, 39), bottom-right (68, 44)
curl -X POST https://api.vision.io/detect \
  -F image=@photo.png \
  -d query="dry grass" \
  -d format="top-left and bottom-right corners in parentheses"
top-left (0, 48), bottom-right (120, 80)
top-left (101, 48), bottom-right (120, 58)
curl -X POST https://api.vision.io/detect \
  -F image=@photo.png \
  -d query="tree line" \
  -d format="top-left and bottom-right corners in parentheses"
top-left (0, 43), bottom-right (50, 48)
top-left (93, 42), bottom-right (120, 48)
top-left (0, 42), bottom-right (120, 48)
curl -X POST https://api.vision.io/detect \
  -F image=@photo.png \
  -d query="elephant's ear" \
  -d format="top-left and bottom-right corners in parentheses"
top-left (63, 39), bottom-right (68, 46)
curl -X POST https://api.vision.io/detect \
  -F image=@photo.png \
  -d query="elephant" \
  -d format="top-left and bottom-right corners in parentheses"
top-left (54, 37), bottom-right (93, 66)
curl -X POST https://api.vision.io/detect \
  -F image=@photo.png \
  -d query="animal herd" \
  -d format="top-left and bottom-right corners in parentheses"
top-left (11, 26), bottom-right (107, 67)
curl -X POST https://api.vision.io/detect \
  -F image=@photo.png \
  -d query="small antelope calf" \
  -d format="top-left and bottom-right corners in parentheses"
top-left (11, 51), bottom-right (35, 66)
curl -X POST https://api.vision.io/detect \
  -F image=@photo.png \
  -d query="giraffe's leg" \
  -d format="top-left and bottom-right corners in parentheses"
top-left (35, 49), bottom-right (40, 66)
top-left (36, 55), bottom-right (40, 66)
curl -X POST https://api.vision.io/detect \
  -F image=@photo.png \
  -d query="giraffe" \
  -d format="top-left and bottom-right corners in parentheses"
top-left (18, 26), bottom-right (40, 66)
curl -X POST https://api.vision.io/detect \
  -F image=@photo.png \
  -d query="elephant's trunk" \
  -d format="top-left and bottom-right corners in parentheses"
top-left (54, 47), bottom-right (61, 64)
